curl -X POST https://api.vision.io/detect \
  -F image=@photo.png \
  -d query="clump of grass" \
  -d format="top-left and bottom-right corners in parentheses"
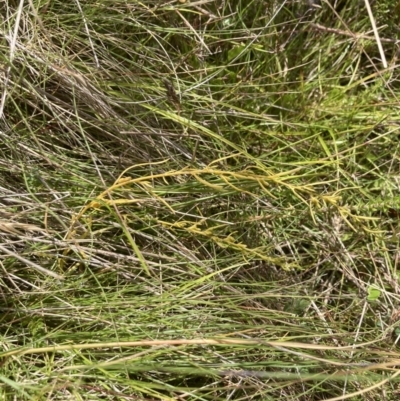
top-left (0, 0), bottom-right (400, 399)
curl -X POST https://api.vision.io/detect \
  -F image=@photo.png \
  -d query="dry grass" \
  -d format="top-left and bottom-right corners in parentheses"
top-left (0, 0), bottom-right (400, 399)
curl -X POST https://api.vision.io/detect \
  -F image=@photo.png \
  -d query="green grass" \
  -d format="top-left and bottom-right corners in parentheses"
top-left (1, 0), bottom-right (400, 399)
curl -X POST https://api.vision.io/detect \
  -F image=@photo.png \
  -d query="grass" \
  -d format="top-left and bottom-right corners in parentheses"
top-left (1, 0), bottom-right (400, 399)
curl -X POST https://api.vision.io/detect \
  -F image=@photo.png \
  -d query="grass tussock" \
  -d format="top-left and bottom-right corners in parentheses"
top-left (1, 0), bottom-right (400, 399)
